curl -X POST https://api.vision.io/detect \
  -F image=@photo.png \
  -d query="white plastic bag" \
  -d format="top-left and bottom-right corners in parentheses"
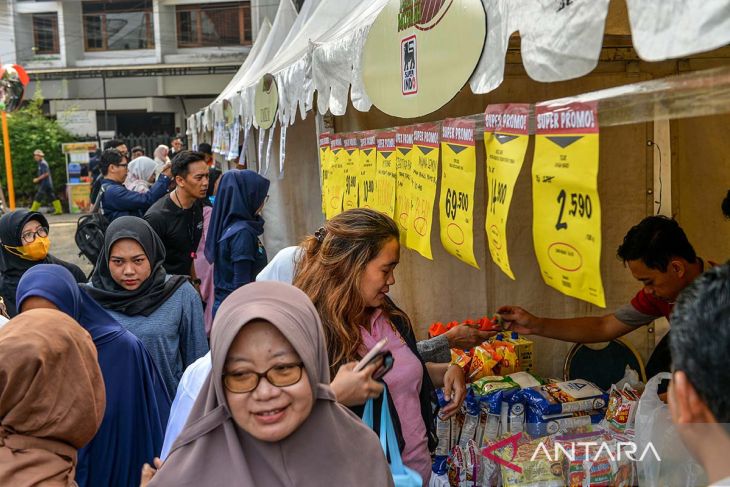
top-left (634, 372), bottom-right (707, 487)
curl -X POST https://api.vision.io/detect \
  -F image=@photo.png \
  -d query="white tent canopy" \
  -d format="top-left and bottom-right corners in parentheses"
top-left (191, 0), bottom-right (730, 131)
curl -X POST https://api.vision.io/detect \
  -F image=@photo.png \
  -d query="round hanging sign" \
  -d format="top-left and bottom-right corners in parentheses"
top-left (362, 0), bottom-right (486, 119)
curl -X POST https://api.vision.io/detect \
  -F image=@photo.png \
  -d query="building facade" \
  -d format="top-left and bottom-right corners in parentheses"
top-left (0, 0), bottom-right (281, 144)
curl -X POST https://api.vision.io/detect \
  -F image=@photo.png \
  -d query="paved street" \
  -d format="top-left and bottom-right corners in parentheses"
top-left (42, 211), bottom-right (94, 277)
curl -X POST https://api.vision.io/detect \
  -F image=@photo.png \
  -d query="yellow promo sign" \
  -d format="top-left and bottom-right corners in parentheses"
top-left (342, 134), bottom-right (360, 211)
top-left (533, 101), bottom-right (605, 307)
top-left (395, 126), bottom-right (414, 244)
top-left (362, 0), bottom-right (486, 118)
top-left (358, 132), bottom-right (377, 210)
top-left (484, 104), bottom-right (530, 280)
top-left (326, 134), bottom-right (346, 220)
top-left (318, 132), bottom-right (331, 216)
top-left (374, 131), bottom-right (397, 218)
top-left (439, 118), bottom-right (479, 269)
top-left (407, 122), bottom-right (440, 259)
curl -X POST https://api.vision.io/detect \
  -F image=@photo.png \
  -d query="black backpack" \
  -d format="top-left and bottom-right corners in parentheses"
top-left (75, 185), bottom-right (108, 274)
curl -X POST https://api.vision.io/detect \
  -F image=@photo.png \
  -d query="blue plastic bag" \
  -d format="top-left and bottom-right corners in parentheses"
top-left (362, 387), bottom-right (423, 487)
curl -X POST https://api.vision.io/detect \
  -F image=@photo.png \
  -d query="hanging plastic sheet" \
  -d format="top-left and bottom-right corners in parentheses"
top-left (264, 126), bottom-right (276, 176)
top-left (541, 65), bottom-right (730, 128)
top-left (257, 128), bottom-right (266, 174)
top-left (626, 0), bottom-right (730, 62)
top-left (240, 119), bottom-right (252, 169)
top-left (279, 123), bottom-right (287, 179)
top-left (227, 120), bottom-right (241, 161)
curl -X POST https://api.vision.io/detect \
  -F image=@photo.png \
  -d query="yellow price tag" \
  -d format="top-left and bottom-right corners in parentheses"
top-left (407, 123), bottom-right (440, 260)
top-left (318, 132), bottom-right (332, 216)
top-left (533, 102), bottom-right (605, 307)
top-left (484, 104), bottom-right (530, 280)
top-left (326, 135), bottom-right (346, 220)
top-left (374, 131), bottom-right (397, 219)
top-left (358, 132), bottom-right (377, 210)
top-left (439, 118), bottom-right (479, 269)
top-left (342, 134), bottom-right (359, 211)
top-left (395, 127), bottom-right (414, 244)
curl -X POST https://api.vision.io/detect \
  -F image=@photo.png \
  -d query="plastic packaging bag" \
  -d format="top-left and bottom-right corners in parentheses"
top-left (634, 372), bottom-right (707, 487)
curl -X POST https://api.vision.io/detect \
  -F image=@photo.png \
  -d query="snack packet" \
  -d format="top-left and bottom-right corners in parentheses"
top-left (462, 440), bottom-right (481, 487)
top-left (525, 408), bottom-right (604, 438)
top-left (604, 384), bottom-right (641, 434)
top-left (494, 435), bottom-right (565, 487)
top-left (471, 375), bottom-right (518, 397)
top-left (450, 349), bottom-right (471, 371)
top-left (491, 337), bottom-right (519, 375)
top-left (468, 345), bottom-right (499, 382)
top-left (458, 390), bottom-right (481, 449)
top-left (503, 331), bottom-right (535, 372)
top-left (521, 379), bottom-right (609, 415)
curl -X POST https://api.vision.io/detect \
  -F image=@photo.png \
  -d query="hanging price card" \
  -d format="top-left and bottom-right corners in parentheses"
top-left (533, 101), bottom-right (605, 307)
top-left (326, 134), bottom-right (346, 220)
top-left (342, 134), bottom-right (360, 211)
top-left (407, 123), bottom-right (440, 260)
top-left (439, 118), bottom-right (479, 269)
top-left (373, 131), bottom-right (397, 218)
top-left (318, 132), bottom-right (332, 216)
top-left (484, 104), bottom-right (530, 280)
top-left (358, 132), bottom-right (377, 209)
top-left (395, 127), bottom-right (414, 244)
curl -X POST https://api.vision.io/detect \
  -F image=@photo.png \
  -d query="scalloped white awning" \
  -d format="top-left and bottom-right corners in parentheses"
top-left (192, 0), bottom-right (730, 130)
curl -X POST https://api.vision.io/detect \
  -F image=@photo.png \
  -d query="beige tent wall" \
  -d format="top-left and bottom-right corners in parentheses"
top-left (673, 114), bottom-right (730, 265)
top-left (260, 116), bottom-right (325, 253)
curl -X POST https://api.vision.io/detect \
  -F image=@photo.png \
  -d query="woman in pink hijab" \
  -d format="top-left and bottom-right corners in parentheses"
top-left (146, 281), bottom-right (393, 486)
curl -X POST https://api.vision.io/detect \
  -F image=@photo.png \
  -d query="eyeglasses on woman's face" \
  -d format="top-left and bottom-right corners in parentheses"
top-left (21, 226), bottom-right (48, 244)
top-left (223, 362), bottom-right (304, 394)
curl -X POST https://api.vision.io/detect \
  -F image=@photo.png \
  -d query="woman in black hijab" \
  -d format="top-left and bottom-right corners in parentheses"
top-left (82, 216), bottom-right (208, 397)
top-left (0, 209), bottom-right (85, 316)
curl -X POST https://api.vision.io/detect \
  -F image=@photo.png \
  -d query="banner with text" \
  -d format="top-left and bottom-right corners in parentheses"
top-left (395, 126), bottom-right (415, 244)
top-left (326, 134), bottom-right (346, 220)
top-left (484, 104), bottom-right (530, 280)
top-left (318, 132), bottom-right (332, 216)
top-left (533, 101), bottom-right (605, 307)
top-left (439, 118), bottom-right (479, 268)
top-left (358, 132), bottom-right (377, 210)
top-left (407, 123), bottom-right (440, 259)
top-left (374, 131), bottom-right (397, 218)
top-left (342, 134), bottom-right (360, 211)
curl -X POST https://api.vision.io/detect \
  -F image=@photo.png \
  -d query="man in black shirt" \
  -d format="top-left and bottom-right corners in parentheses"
top-left (145, 151), bottom-right (209, 277)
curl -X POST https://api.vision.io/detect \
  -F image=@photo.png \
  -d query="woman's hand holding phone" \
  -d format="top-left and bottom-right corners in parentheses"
top-left (331, 359), bottom-right (385, 407)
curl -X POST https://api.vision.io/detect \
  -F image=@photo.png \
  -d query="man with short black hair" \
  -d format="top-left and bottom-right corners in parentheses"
top-left (92, 140), bottom-right (129, 203)
top-left (499, 216), bottom-right (713, 377)
top-left (99, 148), bottom-right (171, 223)
top-left (131, 146), bottom-right (145, 160)
top-left (197, 143), bottom-right (214, 167)
top-left (169, 137), bottom-right (184, 161)
top-left (145, 150), bottom-right (208, 277)
top-left (669, 262), bottom-right (730, 486)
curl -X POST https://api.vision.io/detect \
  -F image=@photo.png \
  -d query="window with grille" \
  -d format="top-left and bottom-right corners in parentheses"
top-left (82, 1), bottom-right (155, 51)
top-left (32, 13), bottom-right (60, 54)
top-left (176, 2), bottom-right (252, 48)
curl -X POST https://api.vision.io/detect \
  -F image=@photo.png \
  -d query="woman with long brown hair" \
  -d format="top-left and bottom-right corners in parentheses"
top-left (294, 208), bottom-right (466, 484)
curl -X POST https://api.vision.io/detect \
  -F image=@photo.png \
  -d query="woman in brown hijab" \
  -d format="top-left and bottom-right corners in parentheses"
top-left (0, 309), bottom-right (106, 486)
top-left (149, 281), bottom-right (393, 487)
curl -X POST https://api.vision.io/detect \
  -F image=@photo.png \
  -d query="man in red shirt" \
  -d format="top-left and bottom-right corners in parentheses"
top-left (498, 216), bottom-right (711, 378)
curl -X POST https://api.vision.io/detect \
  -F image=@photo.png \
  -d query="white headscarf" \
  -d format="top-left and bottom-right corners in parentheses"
top-left (124, 156), bottom-right (158, 193)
